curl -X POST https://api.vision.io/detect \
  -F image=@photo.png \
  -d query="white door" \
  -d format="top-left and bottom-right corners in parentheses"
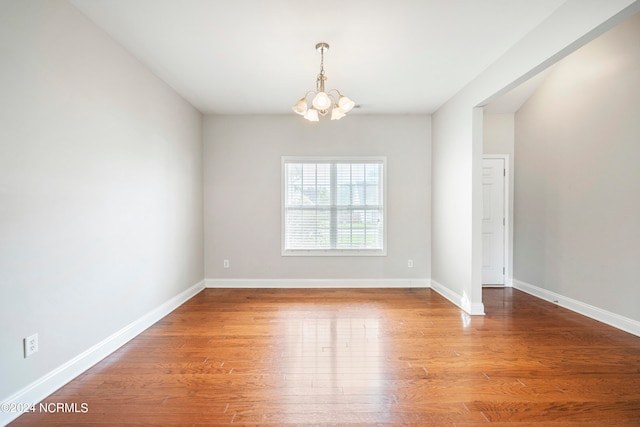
top-left (482, 158), bottom-right (505, 285)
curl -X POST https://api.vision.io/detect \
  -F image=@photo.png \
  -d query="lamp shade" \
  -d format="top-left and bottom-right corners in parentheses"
top-left (292, 98), bottom-right (308, 115)
top-left (338, 95), bottom-right (355, 112)
top-left (304, 108), bottom-right (319, 122)
top-left (312, 92), bottom-right (331, 111)
top-left (331, 105), bottom-right (346, 120)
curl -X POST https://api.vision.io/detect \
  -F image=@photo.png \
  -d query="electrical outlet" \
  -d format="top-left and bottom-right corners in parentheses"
top-left (408, 259), bottom-right (413, 268)
top-left (24, 333), bottom-right (38, 358)
top-left (223, 259), bottom-right (229, 268)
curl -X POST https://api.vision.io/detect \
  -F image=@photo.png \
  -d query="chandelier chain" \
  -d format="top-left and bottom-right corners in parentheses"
top-left (317, 47), bottom-right (326, 92)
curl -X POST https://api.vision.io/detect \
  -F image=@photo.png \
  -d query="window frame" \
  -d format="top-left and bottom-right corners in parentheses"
top-left (281, 156), bottom-right (387, 257)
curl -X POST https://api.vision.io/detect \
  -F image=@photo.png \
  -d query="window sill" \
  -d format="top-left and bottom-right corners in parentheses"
top-left (282, 249), bottom-right (387, 257)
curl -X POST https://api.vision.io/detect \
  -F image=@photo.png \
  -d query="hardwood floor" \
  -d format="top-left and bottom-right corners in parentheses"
top-left (10, 288), bottom-right (640, 426)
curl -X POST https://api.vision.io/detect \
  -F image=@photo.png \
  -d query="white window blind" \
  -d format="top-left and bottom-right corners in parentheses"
top-left (282, 157), bottom-right (386, 256)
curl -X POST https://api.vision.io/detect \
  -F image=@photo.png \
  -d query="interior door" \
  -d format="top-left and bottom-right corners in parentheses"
top-left (482, 158), bottom-right (505, 285)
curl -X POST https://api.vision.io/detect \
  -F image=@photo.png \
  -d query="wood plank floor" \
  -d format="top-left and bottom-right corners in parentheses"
top-left (10, 288), bottom-right (640, 426)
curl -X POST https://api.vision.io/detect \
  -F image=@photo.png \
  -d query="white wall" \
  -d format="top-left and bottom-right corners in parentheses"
top-left (483, 114), bottom-right (514, 156)
top-left (483, 113), bottom-right (515, 284)
top-left (431, 104), bottom-right (479, 310)
top-left (204, 114), bottom-right (430, 284)
top-left (514, 12), bottom-right (640, 323)
top-left (0, 0), bottom-right (204, 405)
top-left (431, 0), bottom-right (639, 315)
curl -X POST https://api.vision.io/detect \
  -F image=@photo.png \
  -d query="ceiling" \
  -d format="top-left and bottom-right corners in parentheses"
top-left (69, 0), bottom-right (567, 115)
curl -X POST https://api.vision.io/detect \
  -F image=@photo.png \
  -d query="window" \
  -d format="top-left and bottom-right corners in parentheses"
top-left (282, 157), bottom-right (386, 256)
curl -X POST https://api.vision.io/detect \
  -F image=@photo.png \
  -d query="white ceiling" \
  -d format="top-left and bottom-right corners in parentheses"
top-left (69, 0), bottom-right (566, 115)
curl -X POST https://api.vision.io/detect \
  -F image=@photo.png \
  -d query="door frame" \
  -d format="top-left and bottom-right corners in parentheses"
top-left (482, 154), bottom-right (511, 286)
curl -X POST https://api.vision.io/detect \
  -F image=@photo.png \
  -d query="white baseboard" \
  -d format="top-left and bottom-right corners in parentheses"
top-left (207, 278), bottom-right (486, 316)
top-left (205, 278), bottom-right (430, 289)
top-left (0, 280), bottom-right (205, 427)
top-left (426, 280), bottom-right (485, 315)
top-left (513, 279), bottom-right (640, 337)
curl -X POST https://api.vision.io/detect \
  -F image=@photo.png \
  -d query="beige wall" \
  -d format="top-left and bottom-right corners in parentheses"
top-left (0, 0), bottom-right (204, 403)
top-left (514, 12), bottom-right (640, 321)
top-left (203, 114), bottom-right (431, 282)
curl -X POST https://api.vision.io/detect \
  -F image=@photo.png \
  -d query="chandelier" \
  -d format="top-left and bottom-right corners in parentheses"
top-left (292, 42), bottom-right (355, 121)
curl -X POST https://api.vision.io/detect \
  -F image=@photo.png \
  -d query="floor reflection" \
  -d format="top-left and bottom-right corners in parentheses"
top-left (280, 307), bottom-right (384, 420)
